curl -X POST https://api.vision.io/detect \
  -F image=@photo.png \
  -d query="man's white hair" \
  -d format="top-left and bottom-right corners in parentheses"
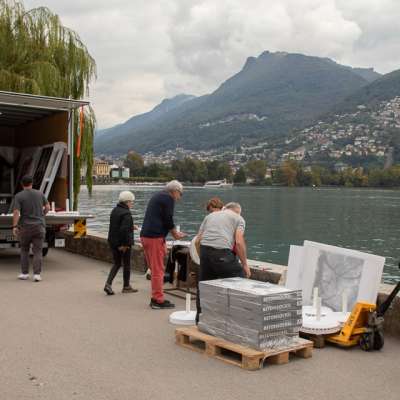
top-left (119, 191), bottom-right (135, 203)
top-left (224, 202), bottom-right (241, 213)
top-left (166, 180), bottom-right (183, 193)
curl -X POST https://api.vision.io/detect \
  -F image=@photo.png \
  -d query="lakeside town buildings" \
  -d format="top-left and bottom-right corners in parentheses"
top-left (94, 96), bottom-right (400, 178)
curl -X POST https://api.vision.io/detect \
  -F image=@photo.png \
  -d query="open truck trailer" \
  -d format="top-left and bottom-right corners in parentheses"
top-left (0, 91), bottom-right (93, 255)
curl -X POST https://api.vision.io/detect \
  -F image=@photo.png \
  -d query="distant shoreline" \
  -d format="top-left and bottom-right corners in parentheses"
top-left (82, 182), bottom-right (400, 190)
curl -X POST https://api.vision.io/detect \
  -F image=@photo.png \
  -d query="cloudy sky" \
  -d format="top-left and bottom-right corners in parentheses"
top-left (24, 0), bottom-right (400, 129)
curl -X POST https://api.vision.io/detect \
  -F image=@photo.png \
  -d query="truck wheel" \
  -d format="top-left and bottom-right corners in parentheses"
top-left (359, 333), bottom-right (374, 351)
top-left (373, 330), bottom-right (384, 350)
top-left (42, 248), bottom-right (49, 257)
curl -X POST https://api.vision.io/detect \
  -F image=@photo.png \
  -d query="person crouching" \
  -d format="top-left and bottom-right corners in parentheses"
top-left (104, 191), bottom-right (138, 295)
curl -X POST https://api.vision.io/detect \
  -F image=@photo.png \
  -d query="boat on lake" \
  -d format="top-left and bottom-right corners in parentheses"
top-left (203, 179), bottom-right (233, 188)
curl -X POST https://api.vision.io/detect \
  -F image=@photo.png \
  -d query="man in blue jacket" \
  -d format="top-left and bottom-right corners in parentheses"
top-left (140, 180), bottom-right (186, 309)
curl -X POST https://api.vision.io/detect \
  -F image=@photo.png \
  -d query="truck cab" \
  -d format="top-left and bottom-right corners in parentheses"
top-left (0, 91), bottom-right (92, 254)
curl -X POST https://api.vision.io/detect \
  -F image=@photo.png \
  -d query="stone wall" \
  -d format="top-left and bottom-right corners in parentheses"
top-left (63, 231), bottom-right (147, 272)
top-left (63, 232), bottom-right (285, 282)
top-left (63, 232), bottom-right (400, 339)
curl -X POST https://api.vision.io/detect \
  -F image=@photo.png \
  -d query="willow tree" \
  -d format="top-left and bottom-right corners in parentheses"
top-left (0, 0), bottom-right (96, 208)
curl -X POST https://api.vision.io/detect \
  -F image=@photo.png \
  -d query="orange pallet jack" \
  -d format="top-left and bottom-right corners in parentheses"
top-left (326, 269), bottom-right (400, 351)
top-left (326, 302), bottom-right (380, 350)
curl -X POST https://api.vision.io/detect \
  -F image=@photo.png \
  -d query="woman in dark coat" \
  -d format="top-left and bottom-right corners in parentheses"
top-left (104, 191), bottom-right (138, 295)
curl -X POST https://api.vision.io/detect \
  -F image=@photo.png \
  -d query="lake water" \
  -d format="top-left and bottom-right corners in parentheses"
top-left (78, 185), bottom-right (400, 283)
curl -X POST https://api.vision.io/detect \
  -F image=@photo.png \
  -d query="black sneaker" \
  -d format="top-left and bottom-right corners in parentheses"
top-left (122, 286), bottom-right (138, 293)
top-left (149, 298), bottom-right (175, 309)
top-left (104, 284), bottom-right (115, 295)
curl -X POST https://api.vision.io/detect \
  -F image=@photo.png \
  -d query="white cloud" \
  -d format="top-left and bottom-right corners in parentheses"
top-left (335, 0), bottom-right (400, 72)
top-left (22, 0), bottom-right (400, 128)
top-left (167, 0), bottom-right (362, 94)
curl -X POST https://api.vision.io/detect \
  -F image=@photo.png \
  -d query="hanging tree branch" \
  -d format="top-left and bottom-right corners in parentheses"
top-left (0, 0), bottom-right (97, 207)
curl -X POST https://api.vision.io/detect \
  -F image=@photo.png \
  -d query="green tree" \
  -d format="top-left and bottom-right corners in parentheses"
top-left (379, 166), bottom-right (400, 187)
top-left (280, 160), bottom-right (298, 186)
top-left (296, 165), bottom-right (312, 186)
top-left (170, 159), bottom-right (184, 181)
top-left (205, 161), bottom-right (221, 181)
top-left (352, 168), bottom-right (368, 187)
top-left (125, 151), bottom-right (144, 176)
top-left (170, 158), bottom-right (198, 182)
top-left (182, 158), bottom-right (197, 182)
top-left (310, 166), bottom-right (323, 186)
top-left (339, 168), bottom-right (368, 187)
top-left (195, 161), bottom-right (208, 183)
top-left (246, 159), bottom-right (267, 184)
top-left (217, 162), bottom-right (233, 181)
top-left (233, 167), bottom-right (246, 184)
top-left (184, 158), bottom-right (208, 182)
top-left (323, 170), bottom-right (341, 186)
top-left (368, 168), bottom-right (383, 187)
top-left (0, 0), bottom-right (97, 207)
top-left (143, 163), bottom-right (163, 178)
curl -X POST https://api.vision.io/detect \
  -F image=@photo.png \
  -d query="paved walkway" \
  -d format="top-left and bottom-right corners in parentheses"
top-left (0, 249), bottom-right (399, 400)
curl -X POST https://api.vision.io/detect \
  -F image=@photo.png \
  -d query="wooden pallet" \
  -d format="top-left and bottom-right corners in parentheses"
top-left (175, 326), bottom-right (313, 371)
top-left (300, 332), bottom-right (327, 348)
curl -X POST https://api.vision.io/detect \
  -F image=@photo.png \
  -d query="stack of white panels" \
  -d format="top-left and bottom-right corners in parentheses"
top-left (198, 278), bottom-right (302, 350)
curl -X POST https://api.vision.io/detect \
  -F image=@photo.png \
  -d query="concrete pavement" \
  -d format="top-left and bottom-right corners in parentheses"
top-left (0, 248), bottom-right (399, 400)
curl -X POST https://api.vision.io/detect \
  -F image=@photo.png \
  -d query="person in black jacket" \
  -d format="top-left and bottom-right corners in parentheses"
top-left (104, 191), bottom-right (138, 295)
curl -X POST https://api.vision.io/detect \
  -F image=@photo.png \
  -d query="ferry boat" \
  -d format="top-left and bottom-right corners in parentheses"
top-left (203, 179), bottom-right (233, 188)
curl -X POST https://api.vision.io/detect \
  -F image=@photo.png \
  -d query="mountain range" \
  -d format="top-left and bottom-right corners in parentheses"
top-left (95, 51), bottom-right (389, 156)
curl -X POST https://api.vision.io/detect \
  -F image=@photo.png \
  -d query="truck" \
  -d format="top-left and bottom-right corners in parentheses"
top-left (0, 91), bottom-right (93, 255)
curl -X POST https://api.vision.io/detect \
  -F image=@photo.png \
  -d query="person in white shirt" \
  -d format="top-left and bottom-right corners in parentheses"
top-left (195, 202), bottom-right (250, 323)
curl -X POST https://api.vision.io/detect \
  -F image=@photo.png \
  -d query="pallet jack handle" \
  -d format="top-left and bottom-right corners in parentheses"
top-left (377, 262), bottom-right (400, 317)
